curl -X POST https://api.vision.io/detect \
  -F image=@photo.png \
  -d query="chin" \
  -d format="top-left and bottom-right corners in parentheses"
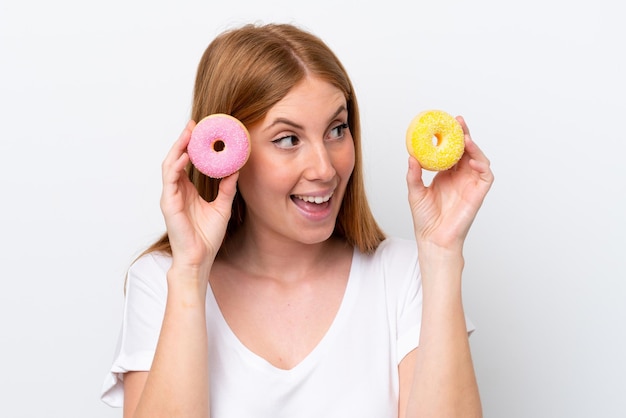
top-left (292, 225), bottom-right (336, 246)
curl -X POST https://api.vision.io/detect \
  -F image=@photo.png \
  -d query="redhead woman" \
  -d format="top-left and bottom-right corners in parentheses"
top-left (101, 23), bottom-right (493, 418)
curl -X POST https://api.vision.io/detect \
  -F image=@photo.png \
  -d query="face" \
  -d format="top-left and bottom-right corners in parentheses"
top-left (237, 76), bottom-right (355, 247)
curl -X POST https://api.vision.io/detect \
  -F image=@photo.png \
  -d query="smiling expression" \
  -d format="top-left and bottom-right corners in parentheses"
top-left (236, 76), bottom-right (355, 246)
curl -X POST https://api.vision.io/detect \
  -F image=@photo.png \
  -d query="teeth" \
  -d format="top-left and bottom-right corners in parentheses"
top-left (295, 192), bottom-right (333, 204)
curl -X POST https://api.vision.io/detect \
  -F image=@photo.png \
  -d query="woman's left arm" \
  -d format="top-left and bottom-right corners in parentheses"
top-left (399, 116), bottom-right (494, 418)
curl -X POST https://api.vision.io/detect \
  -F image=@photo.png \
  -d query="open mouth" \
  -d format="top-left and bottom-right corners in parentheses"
top-left (292, 192), bottom-right (334, 204)
top-left (290, 191), bottom-right (335, 216)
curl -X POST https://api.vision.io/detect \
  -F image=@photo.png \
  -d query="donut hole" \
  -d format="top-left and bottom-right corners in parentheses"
top-left (213, 139), bottom-right (226, 152)
top-left (432, 134), bottom-right (442, 147)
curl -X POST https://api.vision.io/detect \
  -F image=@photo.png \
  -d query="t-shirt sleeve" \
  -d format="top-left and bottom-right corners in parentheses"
top-left (392, 240), bottom-right (423, 363)
top-left (100, 253), bottom-right (170, 407)
top-left (390, 238), bottom-right (476, 364)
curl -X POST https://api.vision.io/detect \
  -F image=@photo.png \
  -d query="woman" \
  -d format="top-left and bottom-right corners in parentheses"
top-left (102, 23), bottom-right (493, 418)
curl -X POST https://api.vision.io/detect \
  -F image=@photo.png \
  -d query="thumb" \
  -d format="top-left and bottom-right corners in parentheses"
top-left (406, 156), bottom-right (426, 200)
top-left (213, 172), bottom-right (240, 214)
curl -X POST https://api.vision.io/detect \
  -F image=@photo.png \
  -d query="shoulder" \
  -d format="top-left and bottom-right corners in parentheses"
top-left (365, 237), bottom-right (418, 267)
top-left (376, 236), bottom-right (417, 255)
top-left (129, 251), bottom-right (172, 274)
top-left (354, 237), bottom-right (420, 288)
top-left (125, 251), bottom-right (172, 294)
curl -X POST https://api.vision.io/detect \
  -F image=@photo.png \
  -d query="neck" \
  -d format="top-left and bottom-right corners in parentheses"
top-left (220, 227), bottom-right (349, 284)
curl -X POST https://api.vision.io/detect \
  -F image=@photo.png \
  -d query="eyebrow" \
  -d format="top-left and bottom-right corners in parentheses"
top-left (263, 105), bottom-right (347, 132)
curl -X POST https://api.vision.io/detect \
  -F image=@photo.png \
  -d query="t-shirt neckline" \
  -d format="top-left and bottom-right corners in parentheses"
top-left (206, 246), bottom-right (361, 376)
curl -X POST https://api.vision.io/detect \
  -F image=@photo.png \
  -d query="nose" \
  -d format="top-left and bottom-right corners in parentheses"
top-left (303, 142), bottom-right (336, 182)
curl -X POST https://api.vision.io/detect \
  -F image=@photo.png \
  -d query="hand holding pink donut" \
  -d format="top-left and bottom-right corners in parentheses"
top-left (160, 120), bottom-right (240, 279)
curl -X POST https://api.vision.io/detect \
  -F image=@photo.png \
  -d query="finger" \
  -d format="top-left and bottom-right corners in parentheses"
top-left (171, 153), bottom-right (191, 179)
top-left (464, 133), bottom-right (487, 159)
top-left (162, 121), bottom-right (195, 183)
top-left (455, 115), bottom-right (490, 166)
top-left (176, 119), bottom-right (196, 152)
top-left (163, 121), bottom-right (195, 170)
top-left (162, 152), bottom-right (191, 189)
top-left (406, 156), bottom-right (426, 197)
top-left (456, 116), bottom-right (494, 185)
top-left (469, 157), bottom-right (495, 186)
top-left (213, 172), bottom-right (240, 214)
top-left (456, 115), bottom-right (470, 136)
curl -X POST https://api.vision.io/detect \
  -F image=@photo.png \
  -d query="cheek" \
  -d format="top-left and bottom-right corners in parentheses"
top-left (236, 157), bottom-right (265, 203)
top-left (238, 155), bottom-right (293, 198)
top-left (337, 141), bottom-right (356, 178)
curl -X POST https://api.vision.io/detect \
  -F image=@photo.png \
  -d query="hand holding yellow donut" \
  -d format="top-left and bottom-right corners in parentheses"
top-left (406, 115), bottom-right (494, 251)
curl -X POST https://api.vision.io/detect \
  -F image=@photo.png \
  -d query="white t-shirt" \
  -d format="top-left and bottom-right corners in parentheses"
top-left (101, 237), bottom-right (468, 417)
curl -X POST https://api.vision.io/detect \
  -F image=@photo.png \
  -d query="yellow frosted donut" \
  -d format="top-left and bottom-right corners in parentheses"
top-left (405, 110), bottom-right (465, 171)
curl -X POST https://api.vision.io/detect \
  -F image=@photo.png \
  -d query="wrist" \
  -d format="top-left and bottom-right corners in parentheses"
top-left (416, 238), bottom-right (464, 262)
top-left (414, 229), bottom-right (465, 253)
top-left (167, 265), bottom-right (210, 297)
top-left (417, 242), bottom-right (465, 288)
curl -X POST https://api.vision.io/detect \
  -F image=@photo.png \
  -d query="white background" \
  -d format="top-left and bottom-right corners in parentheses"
top-left (1, 0), bottom-right (625, 417)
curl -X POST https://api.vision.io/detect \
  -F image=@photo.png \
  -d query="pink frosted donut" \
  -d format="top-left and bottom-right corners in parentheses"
top-left (187, 114), bottom-right (251, 178)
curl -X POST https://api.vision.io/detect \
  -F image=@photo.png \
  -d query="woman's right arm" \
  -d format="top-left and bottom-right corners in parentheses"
top-left (123, 121), bottom-right (239, 418)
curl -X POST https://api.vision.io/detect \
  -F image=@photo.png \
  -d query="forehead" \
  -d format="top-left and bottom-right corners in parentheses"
top-left (266, 77), bottom-right (347, 119)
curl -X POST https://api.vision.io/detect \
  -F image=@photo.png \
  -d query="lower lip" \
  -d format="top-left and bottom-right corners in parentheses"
top-left (291, 196), bottom-right (334, 221)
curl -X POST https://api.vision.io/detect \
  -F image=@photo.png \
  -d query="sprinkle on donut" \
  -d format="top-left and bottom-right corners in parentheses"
top-left (187, 114), bottom-right (251, 178)
top-left (405, 110), bottom-right (465, 171)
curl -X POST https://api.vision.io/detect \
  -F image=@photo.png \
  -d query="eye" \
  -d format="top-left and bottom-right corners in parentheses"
top-left (272, 135), bottom-right (300, 149)
top-left (329, 123), bottom-right (349, 140)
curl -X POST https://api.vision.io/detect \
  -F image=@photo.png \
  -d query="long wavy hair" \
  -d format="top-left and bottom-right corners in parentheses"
top-left (145, 23), bottom-right (385, 256)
